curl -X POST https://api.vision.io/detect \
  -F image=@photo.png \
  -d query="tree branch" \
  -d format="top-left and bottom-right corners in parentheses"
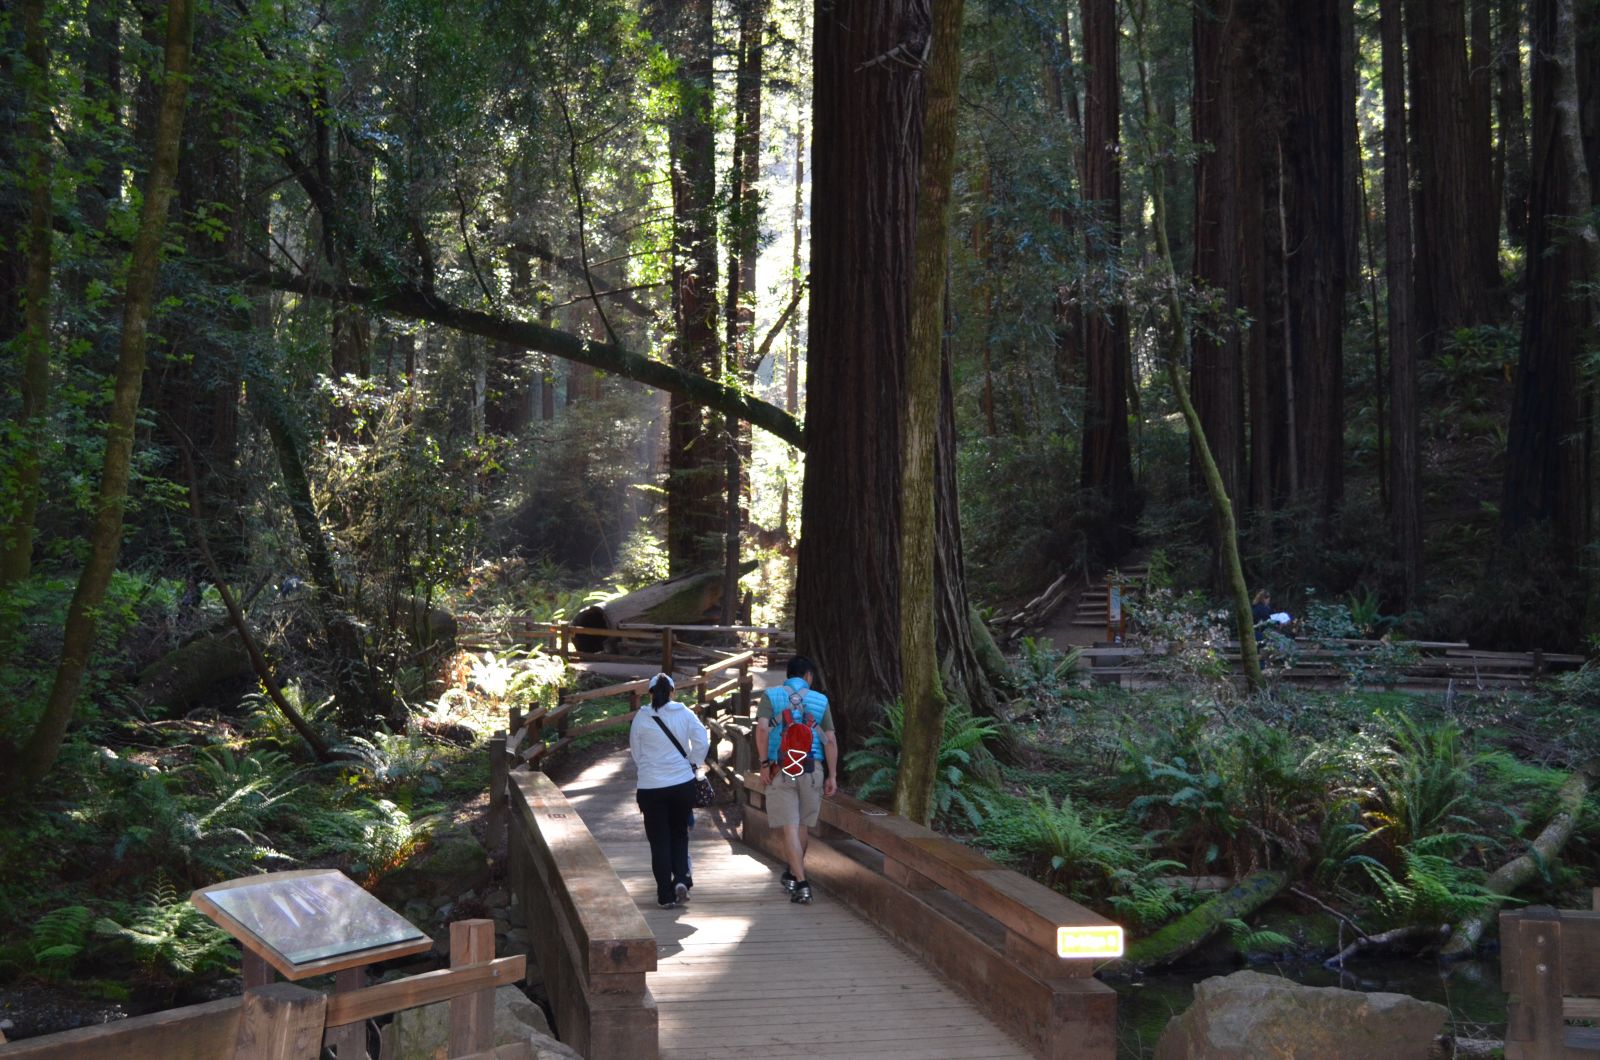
top-left (236, 267), bottom-right (806, 449)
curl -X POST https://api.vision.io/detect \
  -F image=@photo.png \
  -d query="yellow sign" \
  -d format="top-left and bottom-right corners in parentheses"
top-left (1057, 925), bottom-right (1124, 959)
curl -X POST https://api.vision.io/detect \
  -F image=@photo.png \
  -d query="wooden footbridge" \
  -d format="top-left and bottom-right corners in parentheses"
top-left (486, 662), bottom-right (1123, 1060)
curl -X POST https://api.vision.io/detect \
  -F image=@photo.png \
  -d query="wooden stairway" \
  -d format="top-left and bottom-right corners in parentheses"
top-left (1069, 563), bottom-right (1148, 630)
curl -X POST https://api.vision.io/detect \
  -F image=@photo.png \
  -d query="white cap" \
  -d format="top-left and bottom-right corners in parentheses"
top-left (649, 672), bottom-right (675, 690)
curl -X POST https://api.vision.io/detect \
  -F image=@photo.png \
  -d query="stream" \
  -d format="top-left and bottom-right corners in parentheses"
top-left (1111, 958), bottom-right (1507, 1058)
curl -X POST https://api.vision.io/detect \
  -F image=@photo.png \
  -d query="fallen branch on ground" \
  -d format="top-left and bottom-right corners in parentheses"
top-left (1439, 759), bottom-right (1596, 959)
top-left (1103, 869), bottom-right (1289, 974)
top-left (1323, 923), bottom-right (1448, 968)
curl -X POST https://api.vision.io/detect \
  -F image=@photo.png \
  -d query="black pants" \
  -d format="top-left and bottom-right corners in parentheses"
top-left (636, 780), bottom-right (696, 903)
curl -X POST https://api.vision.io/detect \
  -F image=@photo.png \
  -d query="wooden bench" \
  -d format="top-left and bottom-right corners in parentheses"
top-left (740, 773), bottom-right (1118, 1060)
top-left (1501, 892), bottom-right (1600, 1059)
top-left (0, 921), bottom-right (523, 1059)
top-left (503, 770), bottom-right (658, 1060)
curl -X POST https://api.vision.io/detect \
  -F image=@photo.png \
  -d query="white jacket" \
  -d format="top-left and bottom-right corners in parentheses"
top-left (628, 700), bottom-right (710, 790)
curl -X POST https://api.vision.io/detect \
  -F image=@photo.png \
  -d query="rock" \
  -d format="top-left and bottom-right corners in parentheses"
top-left (505, 928), bottom-right (531, 945)
top-left (484, 887), bottom-right (510, 908)
top-left (493, 918), bottom-right (512, 936)
top-left (375, 828), bottom-right (491, 906)
top-left (378, 985), bottom-right (579, 1060)
top-left (1154, 970), bottom-right (1448, 1060)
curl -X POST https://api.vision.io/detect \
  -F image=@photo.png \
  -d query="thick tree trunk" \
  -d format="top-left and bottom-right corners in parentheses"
top-left (656, 0), bottom-right (725, 574)
top-left (796, 0), bottom-right (996, 745)
top-left (1407, 0), bottom-right (1496, 349)
top-left (1470, 0), bottom-right (1500, 264)
top-left (1080, 0), bottom-right (1135, 560)
top-left (1501, 0), bottom-right (1597, 557)
top-left (2, 0), bottom-right (194, 796)
top-left (1383, 0), bottom-right (1424, 607)
top-left (1, 0), bottom-right (53, 586)
top-left (1191, 0), bottom-right (1247, 583)
top-left (894, 0), bottom-right (964, 826)
top-left (1282, 0), bottom-right (1349, 521)
top-left (1500, 0), bottom-right (1531, 244)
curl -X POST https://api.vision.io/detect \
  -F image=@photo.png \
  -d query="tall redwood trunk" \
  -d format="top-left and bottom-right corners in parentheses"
top-left (1282, 0), bottom-right (1349, 520)
top-left (795, 0), bottom-right (993, 741)
top-left (1383, 0), bottom-right (1423, 606)
top-left (1502, 0), bottom-right (1595, 558)
top-left (1191, 0), bottom-right (1247, 533)
top-left (1079, 0), bottom-right (1135, 559)
top-left (656, 0), bottom-right (724, 573)
top-left (1500, 0), bottom-right (1531, 244)
top-left (1407, 0), bottom-right (1496, 350)
top-left (1470, 0), bottom-right (1500, 264)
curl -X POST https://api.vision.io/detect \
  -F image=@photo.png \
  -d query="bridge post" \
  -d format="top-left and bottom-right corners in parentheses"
top-left (487, 732), bottom-right (508, 860)
top-left (232, 983), bottom-right (327, 1060)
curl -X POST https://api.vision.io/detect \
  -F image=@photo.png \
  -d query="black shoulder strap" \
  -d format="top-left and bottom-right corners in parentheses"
top-left (651, 712), bottom-right (691, 761)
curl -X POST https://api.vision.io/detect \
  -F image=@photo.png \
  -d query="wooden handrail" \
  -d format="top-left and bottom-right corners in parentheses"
top-left (741, 772), bottom-right (1115, 962)
top-left (322, 956), bottom-right (524, 1027)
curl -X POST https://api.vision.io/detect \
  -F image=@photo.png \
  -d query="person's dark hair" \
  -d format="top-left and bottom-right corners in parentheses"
top-left (649, 673), bottom-right (674, 708)
top-left (787, 656), bottom-right (815, 680)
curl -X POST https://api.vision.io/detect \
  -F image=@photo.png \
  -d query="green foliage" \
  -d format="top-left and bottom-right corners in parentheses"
top-left (1011, 637), bottom-right (1083, 706)
top-left (334, 730), bottom-right (443, 794)
top-left (1223, 916), bottom-right (1295, 956)
top-left (30, 905), bottom-right (94, 978)
top-left (978, 790), bottom-right (1146, 903)
top-left (245, 681), bottom-right (338, 750)
top-left (94, 877), bottom-right (234, 979)
top-left (1362, 713), bottom-right (1486, 848)
top-left (1351, 839), bottom-right (1497, 927)
top-left (844, 701), bottom-right (1001, 829)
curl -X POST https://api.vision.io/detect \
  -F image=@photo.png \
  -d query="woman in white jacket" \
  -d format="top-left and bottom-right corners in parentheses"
top-left (628, 673), bottom-right (709, 907)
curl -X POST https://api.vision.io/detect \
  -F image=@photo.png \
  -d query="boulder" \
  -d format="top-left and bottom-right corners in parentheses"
top-left (1155, 970), bottom-right (1448, 1060)
top-left (374, 827), bottom-right (490, 905)
top-left (378, 985), bottom-right (579, 1060)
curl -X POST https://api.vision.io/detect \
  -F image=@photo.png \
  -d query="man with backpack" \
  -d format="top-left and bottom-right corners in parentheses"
top-left (755, 656), bottom-right (837, 904)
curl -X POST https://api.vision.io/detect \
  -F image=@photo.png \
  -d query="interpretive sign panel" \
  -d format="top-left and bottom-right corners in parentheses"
top-left (193, 869), bottom-right (430, 979)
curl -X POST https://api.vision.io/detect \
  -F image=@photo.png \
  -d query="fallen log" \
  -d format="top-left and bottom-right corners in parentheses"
top-left (1440, 760), bottom-right (1596, 959)
top-left (1104, 869), bottom-right (1289, 974)
top-left (1323, 923), bottom-right (1448, 968)
top-left (571, 564), bottom-right (756, 652)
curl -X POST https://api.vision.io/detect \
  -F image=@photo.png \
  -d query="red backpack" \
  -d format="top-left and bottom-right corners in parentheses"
top-left (777, 694), bottom-right (816, 777)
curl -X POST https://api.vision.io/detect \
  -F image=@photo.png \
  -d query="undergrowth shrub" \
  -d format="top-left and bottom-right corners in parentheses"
top-left (844, 701), bottom-right (1001, 829)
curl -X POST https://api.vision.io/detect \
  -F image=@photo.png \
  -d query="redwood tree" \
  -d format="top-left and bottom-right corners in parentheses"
top-left (795, 0), bottom-right (994, 743)
top-left (1079, 0), bottom-right (1135, 559)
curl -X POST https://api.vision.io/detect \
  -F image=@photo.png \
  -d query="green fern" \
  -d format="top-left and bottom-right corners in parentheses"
top-left (30, 906), bottom-right (94, 976)
top-left (95, 877), bottom-right (234, 978)
top-left (1224, 916), bottom-right (1295, 955)
top-left (843, 700), bottom-right (1001, 829)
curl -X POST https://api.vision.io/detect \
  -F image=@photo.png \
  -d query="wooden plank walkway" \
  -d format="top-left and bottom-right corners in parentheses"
top-left (558, 751), bottom-right (1033, 1060)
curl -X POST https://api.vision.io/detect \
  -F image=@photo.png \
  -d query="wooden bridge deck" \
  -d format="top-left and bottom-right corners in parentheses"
top-left (559, 751), bottom-right (1033, 1059)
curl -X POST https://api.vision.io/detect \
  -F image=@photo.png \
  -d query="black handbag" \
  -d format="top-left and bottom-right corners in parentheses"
top-left (651, 714), bottom-right (716, 807)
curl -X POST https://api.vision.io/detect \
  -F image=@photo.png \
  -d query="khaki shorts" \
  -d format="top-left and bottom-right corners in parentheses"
top-left (766, 767), bottom-right (823, 828)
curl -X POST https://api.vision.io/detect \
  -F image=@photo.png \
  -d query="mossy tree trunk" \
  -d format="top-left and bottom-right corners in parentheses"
top-left (894, 0), bottom-right (965, 826)
top-left (2, 0), bottom-right (195, 795)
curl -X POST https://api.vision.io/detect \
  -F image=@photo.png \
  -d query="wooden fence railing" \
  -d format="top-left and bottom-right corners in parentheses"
top-left (1501, 891), bottom-right (1600, 1059)
top-left (740, 771), bottom-right (1120, 1060)
top-left (1078, 638), bottom-right (1585, 689)
top-left (458, 616), bottom-right (792, 670)
top-left (0, 921), bottom-right (524, 1060)
top-left (495, 649), bottom-right (756, 779)
top-left (490, 769), bottom-right (658, 1060)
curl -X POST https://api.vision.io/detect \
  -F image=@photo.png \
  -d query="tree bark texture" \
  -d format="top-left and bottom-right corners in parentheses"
top-left (1407, 0), bottom-right (1497, 349)
top-left (795, 0), bottom-right (996, 743)
top-left (894, 0), bottom-right (964, 827)
top-left (1383, 0), bottom-right (1424, 607)
top-left (2, 0), bottom-right (52, 585)
top-left (5, 0), bottom-right (195, 795)
top-left (1079, 0), bottom-right (1135, 559)
top-left (1500, 0), bottom-right (1531, 244)
top-left (795, 0), bottom-right (924, 738)
top-left (1470, 0), bottom-right (1500, 264)
top-left (1191, 0), bottom-right (1248, 544)
top-left (1281, 0), bottom-right (1349, 521)
top-left (657, 0), bottom-right (725, 574)
top-left (1501, 0), bottom-right (1597, 555)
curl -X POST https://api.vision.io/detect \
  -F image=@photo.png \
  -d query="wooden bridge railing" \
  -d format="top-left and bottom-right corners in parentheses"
top-left (492, 769), bottom-right (658, 1060)
top-left (740, 771), bottom-right (1120, 1060)
top-left (1500, 890), bottom-right (1600, 1059)
top-left (0, 921), bottom-right (524, 1060)
top-left (458, 616), bottom-right (792, 670)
